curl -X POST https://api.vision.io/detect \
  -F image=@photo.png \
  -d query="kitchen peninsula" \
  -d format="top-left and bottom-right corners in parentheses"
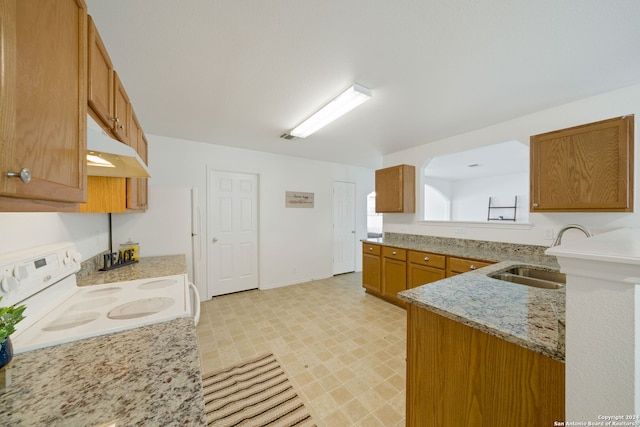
top-left (381, 233), bottom-right (565, 425)
top-left (0, 255), bottom-right (205, 426)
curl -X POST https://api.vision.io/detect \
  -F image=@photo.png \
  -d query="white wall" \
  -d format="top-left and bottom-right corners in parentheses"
top-left (383, 84), bottom-right (640, 246)
top-left (144, 136), bottom-right (374, 291)
top-left (0, 142), bottom-right (373, 293)
top-left (0, 212), bottom-right (109, 260)
top-left (450, 173), bottom-right (528, 222)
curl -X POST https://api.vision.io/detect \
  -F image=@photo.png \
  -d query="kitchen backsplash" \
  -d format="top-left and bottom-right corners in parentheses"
top-left (76, 250), bottom-right (110, 281)
top-left (383, 232), bottom-right (553, 260)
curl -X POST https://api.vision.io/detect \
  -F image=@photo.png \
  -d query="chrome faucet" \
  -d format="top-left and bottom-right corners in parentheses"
top-left (551, 224), bottom-right (594, 247)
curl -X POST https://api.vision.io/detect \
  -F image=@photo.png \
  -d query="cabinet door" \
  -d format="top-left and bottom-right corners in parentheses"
top-left (382, 247), bottom-right (407, 304)
top-left (362, 252), bottom-right (381, 293)
top-left (382, 258), bottom-right (406, 303)
top-left (87, 15), bottom-right (114, 130)
top-left (136, 133), bottom-right (149, 209)
top-left (408, 264), bottom-right (445, 289)
top-left (530, 115), bottom-right (634, 212)
top-left (407, 306), bottom-right (565, 426)
top-left (0, 0), bottom-right (87, 208)
top-left (79, 176), bottom-right (126, 213)
top-left (375, 165), bottom-right (415, 213)
top-left (126, 113), bottom-right (148, 211)
top-left (112, 71), bottom-right (131, 145)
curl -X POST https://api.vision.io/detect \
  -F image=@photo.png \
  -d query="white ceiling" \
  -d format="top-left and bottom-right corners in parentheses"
top-left (424, 140), bottom-right (529, 181)
top-left (85, 0), bottom-right (640, 169)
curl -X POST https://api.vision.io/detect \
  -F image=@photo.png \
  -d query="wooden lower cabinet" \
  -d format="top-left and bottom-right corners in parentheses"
top-left (447, 256), bottom-right (494, 277)
top-left (362, 243), bottom-right (381, 293)
top-left (408, 250), bottom-right (446, 288)
top-left (381, 246), bottom-right (407, 306)
top-left (406, 305), bottom-right (565, 426)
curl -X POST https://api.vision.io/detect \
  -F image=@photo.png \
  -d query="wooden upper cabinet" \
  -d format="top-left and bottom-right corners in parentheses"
top-left (113, 71), bottom-right (132, 145)
top-left (79, 176), bottom-right (126, 213)
top-left (87, 15), bottom-right (114, 131)
top-left (0, 0), bottom-right (88, 211)
top-left (375, 164), bottom-right (415, 213)
top-left (126, 111), bottom-right (149, 211)
top-left (530, 115), bottom-right (634, 212)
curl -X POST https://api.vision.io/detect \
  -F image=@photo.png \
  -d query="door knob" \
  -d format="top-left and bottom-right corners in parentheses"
top-left (212, 238), bottom-right (218, 243)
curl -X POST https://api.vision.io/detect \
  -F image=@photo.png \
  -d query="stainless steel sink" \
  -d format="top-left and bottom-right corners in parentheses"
top-left (504, 267), bottom-right (566, 284)
top-left (490, 267), bottom-right (565, 290)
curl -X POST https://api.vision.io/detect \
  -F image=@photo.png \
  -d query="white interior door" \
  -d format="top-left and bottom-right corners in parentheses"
top-left (208, 170), bottom-right (259, 297)
top-left (333, 181), bottom-right (356, 275)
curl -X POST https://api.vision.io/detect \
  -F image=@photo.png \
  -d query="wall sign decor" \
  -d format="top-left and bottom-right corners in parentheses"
top-left (285, 191), bottom-right (314, 208)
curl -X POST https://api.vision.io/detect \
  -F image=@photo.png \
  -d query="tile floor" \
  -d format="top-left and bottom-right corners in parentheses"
top-left (196, 272), bottom-right (407, 426)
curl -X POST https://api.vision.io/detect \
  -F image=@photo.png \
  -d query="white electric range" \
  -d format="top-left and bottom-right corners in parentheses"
top-left (0, 242), bottom-right (200, 354)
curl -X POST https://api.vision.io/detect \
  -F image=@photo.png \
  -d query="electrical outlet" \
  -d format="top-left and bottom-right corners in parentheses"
top-left (544, 228), bottom-right (554, 240)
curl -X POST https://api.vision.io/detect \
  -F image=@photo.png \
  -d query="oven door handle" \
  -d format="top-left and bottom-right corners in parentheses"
top-left (188, 282), bottom-right (201, 326)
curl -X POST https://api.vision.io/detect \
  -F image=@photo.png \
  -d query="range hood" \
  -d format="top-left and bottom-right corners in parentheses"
top-left (86, 116), bottom-right (150, 178)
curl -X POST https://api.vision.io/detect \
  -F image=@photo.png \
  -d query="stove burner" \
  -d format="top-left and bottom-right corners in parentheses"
top-left (69, 297), bottom-right (118, 311)
top-left (107, 297), bottom-right (175, 320)
top-left (42, 312), bottom-right (100, 332)
top-left (137, 279), bottom-right (178, 290)
top-left (82, 287), bottom-right (122, 297)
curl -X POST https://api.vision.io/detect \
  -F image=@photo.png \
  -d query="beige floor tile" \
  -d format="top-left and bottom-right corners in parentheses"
top-left (196, 272), bottom-right (406, 426)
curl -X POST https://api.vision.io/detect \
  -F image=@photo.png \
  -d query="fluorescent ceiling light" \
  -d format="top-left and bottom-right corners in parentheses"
top-left (290, 83), bottom-right (372, 138)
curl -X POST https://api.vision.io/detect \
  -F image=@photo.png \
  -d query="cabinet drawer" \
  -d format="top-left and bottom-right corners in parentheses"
top-left (382, 246), bottom-right (407, 261)
top-left (448, 257), bottom-right (492, 274)
top-left (408, 251), bottom-right (446, 269)
top-left (363, 243), bottom-right (381, 256)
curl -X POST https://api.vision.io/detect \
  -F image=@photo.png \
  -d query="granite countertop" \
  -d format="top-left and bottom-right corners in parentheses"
top-left (368, 234), bottom-right (564, 361)
top-left (0, 318), bottom-right (205, 426)
top-left (77, 254), bottom-right (187, 286)
top-left (0, 254), bottom-right (206, 426)
top-left (399, 262), bottom-right (565, 362)
top-left (363, 235), bottom-right (559, 268)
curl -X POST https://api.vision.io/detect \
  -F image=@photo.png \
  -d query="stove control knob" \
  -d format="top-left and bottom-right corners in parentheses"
top-left (13, 264), bottom-right (28, 280)
top-left (1, 275), bottom-right (18, 293)
top-left (66, 250), bottom-right (82, 265)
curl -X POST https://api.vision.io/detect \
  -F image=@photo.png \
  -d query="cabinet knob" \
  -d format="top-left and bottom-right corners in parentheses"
top-left (424, 257), bottom-right (430, 261)
top-left (392, 251), bottom-right (397, 255)
top-left (7, 168), bottom-right (32, 184)
top-left (368, 247), bottom-right (373, 251)
top-left (532, 203), bottom-right (539, 207)
top-left (469, 265), bottom-right (477, 270)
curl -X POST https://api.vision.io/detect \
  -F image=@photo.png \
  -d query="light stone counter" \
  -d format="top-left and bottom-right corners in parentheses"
top-left (365, 232), bottom-right (559, 268)
top-left (399, 262), bottom-right (565, 361)
top-left (370, 233), bottom-right (564, 361)
top-left (0, 318), bottom-right (205, 426)
top-left (77, 254), bottom-right (187, 286)
top-left (0, 254), bottom-right (206, 425)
